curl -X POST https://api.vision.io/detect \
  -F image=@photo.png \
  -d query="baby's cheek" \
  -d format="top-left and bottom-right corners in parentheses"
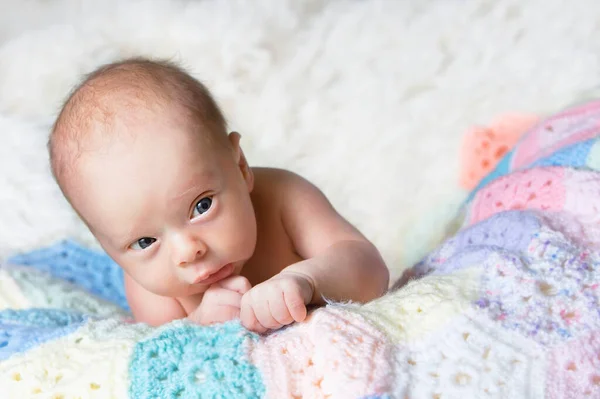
top-left (130, 264), bottom-right (181, 297)
top-left (221, 207), bottom-right (257, 260)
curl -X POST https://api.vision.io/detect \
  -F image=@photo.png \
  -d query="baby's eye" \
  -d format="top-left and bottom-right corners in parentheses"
top-left (192, 196), bottom-right (213, 218)
top-left (130, 237), bottom-right (156, 250)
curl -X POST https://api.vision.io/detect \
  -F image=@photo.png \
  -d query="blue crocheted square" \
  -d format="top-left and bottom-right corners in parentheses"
top-left (8, 240), bottom-right (129, 311)
top-left (0, 309), bottom-right (87, 360)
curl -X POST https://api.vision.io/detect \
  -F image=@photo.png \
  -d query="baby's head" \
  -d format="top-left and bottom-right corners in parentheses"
top-left (49, 58), bottom-right (257, 297)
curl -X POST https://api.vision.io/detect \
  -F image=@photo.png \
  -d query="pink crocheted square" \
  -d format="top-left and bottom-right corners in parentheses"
top-left (251, 307), bottom-right (394, 398)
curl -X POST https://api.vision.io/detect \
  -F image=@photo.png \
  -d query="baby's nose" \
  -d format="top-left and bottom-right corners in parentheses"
top-left (171, 233), bottom-right (207, 266)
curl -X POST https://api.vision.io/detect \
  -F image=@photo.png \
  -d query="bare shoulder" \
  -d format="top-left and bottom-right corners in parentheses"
top-left (251, 167), bottom-right (316, 197)
top-left (251, 168), bottom-right (366, 259)
top-left (251, 167), bottom-right (335, 215)
top-left (252, 167), bottom-right (302, 184)
top-left (250, 167), bottom-right (309, 216)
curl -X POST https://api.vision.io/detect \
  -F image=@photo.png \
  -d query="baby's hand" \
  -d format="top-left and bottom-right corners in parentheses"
top-left (240, 271), bottom-right (314, 333)
top-left (188, 275), bottom-right (251, 325)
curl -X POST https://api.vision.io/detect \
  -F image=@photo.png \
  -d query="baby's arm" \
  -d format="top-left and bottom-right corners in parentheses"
top-left (279, 172), bottom-right (389, 303)
top-left (124, 273), bottom-right (186, 326)
top-left (241, 171), bottom-right (389, 332)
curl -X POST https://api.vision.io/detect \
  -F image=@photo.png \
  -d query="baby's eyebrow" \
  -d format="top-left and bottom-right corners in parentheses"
top-left (91, 226), bottom-right (135, 250)
top-left (110, 227), bottom-right (142, 247)
top-left (169, 171), bottom-right (217, 202)
top-left (170, 184), bottom-right (203, 202)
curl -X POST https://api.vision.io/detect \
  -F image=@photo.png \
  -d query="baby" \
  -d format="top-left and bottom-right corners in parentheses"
top-left (48, 58), bottom-right (389, 333)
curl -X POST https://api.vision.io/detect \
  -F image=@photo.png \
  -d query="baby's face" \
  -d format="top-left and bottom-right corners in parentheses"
top-left (69, 116), bottom-right (257, 297)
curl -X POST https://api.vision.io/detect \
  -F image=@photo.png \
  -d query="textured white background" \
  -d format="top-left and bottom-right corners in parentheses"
top-left (0, 0), bottom-right (598, 281)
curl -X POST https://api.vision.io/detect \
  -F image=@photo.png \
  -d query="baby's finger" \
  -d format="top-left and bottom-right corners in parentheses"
top-left (216, 275), bottom-right (252, 295)
top-left (284, 288), bottom-right (308, 322)
top-left (254, 299), bottom-right (281, 330)
top-left (204, 286), bottom-right (244, 308)
top-left (268, 293), bottom-right (294, 326)
top-left (198, 305), bottom-right (241, 325)
top-left (240, 297), bottom-right (267, 333)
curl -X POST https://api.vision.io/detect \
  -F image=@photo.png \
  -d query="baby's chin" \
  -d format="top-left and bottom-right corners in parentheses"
top-left (142, 281), bottom-right (207, 298)
top-left (184, 266), bottom-right (244, 296)
top-left (141, 262), bottom-right (246, 297)
top-left (179, 282), bottom-right (211, 297)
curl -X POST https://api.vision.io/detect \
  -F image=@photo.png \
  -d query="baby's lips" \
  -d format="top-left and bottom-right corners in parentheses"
top-left (191, 263), bottom-right (234, 285)
top-left (190, 270), bottom-right (213, 285)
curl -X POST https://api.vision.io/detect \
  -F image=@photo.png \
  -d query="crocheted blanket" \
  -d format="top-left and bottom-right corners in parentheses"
top-left (2, 100), bottom-right (600, 398)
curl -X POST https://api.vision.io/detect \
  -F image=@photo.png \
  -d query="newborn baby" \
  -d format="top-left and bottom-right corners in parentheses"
top-left (48, 58), bottom-right (389, 332)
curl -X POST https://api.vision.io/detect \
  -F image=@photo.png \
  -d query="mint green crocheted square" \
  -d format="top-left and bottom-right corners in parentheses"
top-left (130, 321), bottom-right (264, 399)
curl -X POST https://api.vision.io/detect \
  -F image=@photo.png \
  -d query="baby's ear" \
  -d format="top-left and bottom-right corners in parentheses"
top-left (228, 132), bottom-right (254, 192)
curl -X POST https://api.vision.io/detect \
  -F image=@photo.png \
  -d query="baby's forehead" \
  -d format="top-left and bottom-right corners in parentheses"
top-left (50, 59), bottom-right (231, 198)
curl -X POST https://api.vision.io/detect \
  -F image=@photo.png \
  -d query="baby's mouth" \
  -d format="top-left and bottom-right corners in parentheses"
top-left (192, 263), bottom-right (234, 285)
